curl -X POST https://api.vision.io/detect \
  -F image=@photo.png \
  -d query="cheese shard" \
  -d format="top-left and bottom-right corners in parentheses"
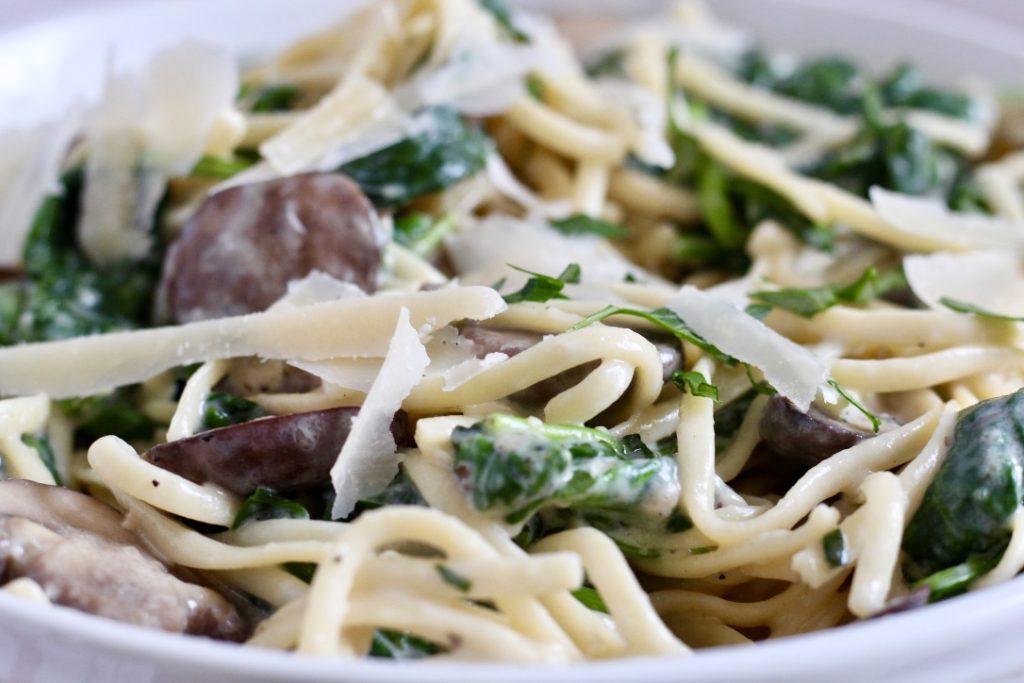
top-left (0, 287), bottom-right (505, 400)
top-left (668, 285), bottom-right (828, 411)
top-left (905, 251), bottom-right (1024, 317)
top-left (871, 187), bottom-right (1024, 252)
top-left (330, 307), bottom-right (430, 518)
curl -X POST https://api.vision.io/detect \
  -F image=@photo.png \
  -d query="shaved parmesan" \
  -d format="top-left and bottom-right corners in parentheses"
top-left (870, 187), bottom-right (1024, 252)
top-left (0, 287), bottom-right (505, 399)
top-left (0, 110), bottom-right (81, 266)
top-left (330, 307), bottom-right (430, 518)
top-left (260, 73), bottom-right (407, 176)
top-left (292, 357), bottom-right (383, 393)
top-left (905, 251), bottom-right (1024, 316)
top-left (446, 214), bottom-right (648, 291)
top-left (443, 353), bottom-right (510, 391)
top-left (273, 271), bottom-right (367, 309)
top-left (668, 285), bottom-right (828, 411)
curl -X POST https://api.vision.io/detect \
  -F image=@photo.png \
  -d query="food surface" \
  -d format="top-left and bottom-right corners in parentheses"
top-left (1, 0), bottom-right (1024, 664)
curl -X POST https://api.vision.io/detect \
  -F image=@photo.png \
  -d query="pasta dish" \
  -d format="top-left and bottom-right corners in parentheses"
top-left (1, 0), bottom-right (1023, 663)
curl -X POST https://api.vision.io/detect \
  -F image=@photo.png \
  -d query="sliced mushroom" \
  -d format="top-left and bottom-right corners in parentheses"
top-left (159, 173), bottom-right (385, 324)
top-left (759, 396), bottom-right (870, 467)
top-left (143, 408), bottom-right (409, 496)
top-left (0, 480), bottom-right (245, 640)
top-left (459, 323), bottom-right (683, 406)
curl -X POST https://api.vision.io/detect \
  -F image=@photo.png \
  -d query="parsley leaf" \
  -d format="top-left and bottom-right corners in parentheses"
top-left (21, 434), bottom-right (61, 485)
top-left (822, 529), bottom-right (849, 568)
top-left (502, 263), bottom-right (581, 304)
top-left (670, 370), bottom-right (720, 402)
top-left (571, 586), bottom-right (609, 613)
top-left (827, 379), bottom-right (881, 433)
top-left (940, 297), bottom-right (1024, 322)
top-left (751, 266), bottom-right (907, 318)
top-left (436, 564), bottom-right (473, 592)
top-left (393, 212), bottom-right (456, 257)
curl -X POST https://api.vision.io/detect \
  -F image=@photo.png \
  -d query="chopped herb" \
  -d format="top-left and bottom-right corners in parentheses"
top-left (745, 303), bottom-right (773, 321)
top-left (232, 487), bottom-right (310, 529)
top-left (745, 365), bottom-right (777, 396)
top-left (478, 0), bottom-right (529, 43)
top-left (284, 562), bottom-right (316, 583)
top-left (571, 586), bottom-right (609, 613)
top-left (911, 550), bottom-right (1002, 603)
top-left (550, 214), bottom-right (628, 239)
top-left (688, 545), bottom-right (716, 555)
top-left (697, 162), bottom-right (747, 250)
top-left (201, 392), bottom-right (269, 432)
top-left (822, 529), bottom-right (848, 567)
top-left (940, 297), bottom-right (1024, 322)
top-left (502, 263), bottom-right (580, 304)
top-left (586, 50), bottom-right (626, 78)
top-left (369, 630), bottom-right (446, 659)
top-left (21, 434), bottom-right (61, 485)
top-left (393, 212), bottom-right (457, 257)
top-left (526, 74), bottom-right (546, 101)
top-left (436, 564), bottom-right (473, 592)
top-left (570, 305), bottom-right (735, 365)
top-left (750, 266), bottom-right (907, 319)
top-left (827, 379), bottom-right (881, 433)
top-left (670, 370), bottom-right (720, 402)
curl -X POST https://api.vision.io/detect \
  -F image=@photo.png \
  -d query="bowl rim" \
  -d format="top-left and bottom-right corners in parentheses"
top-left (2, 0), bottom-right (1024, 680)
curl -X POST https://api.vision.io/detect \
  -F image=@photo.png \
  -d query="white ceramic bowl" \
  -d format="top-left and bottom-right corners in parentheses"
top-left (1, 1), bottom-right (1023, 681)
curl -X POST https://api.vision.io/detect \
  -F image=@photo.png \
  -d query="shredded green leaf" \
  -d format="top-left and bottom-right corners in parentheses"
top-left (751, 266), bottom-right (907, 318)
top-left (436, 564), bottom-right (473, 592)
top-left (21, 434), bottom-right (61, 486)
top-left (233, 487), bottom-right (310, 529)
top-left (822, 529), bottom-right (848, 568)
top-left (550, 214), bottom-right (628, 239)
top-left (670, 370), bottom-right (720, 402)
top-left (940, 297), bottom-right (1024, 322)
top-left (827, 379), bottom-right (881, 433)
top-left (502, 263), bottom-right (581, 304)
top-left (571, 586), bottom-right (609, 613)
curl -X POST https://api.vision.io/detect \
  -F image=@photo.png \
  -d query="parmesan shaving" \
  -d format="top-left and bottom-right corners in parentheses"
top-left (904, 251), bottom-right (1024, 317)
top-left (668, 285), bottom-right (828, 411)
top-left (0, 288), bottom-right (505, 399)
top-left (330, 307), bottom-right (430, 518)
top-left (870, 187), bottom-right (1024, 252)
top-left (443, 353), bottom-right (510, 391)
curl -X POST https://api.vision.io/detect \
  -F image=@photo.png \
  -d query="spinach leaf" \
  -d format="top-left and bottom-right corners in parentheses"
top-left (879, 64), bottom-right (975, 120)
top-left (241, 83), bottom-right (300, 113)
top-left (58, 388), bottom-right (160, 444)
top-left (550, 214), bottom-right (628, 239)
top-left (502, 263), bottom-right (580, 304)
top-left (369, 630), bottom-right (445, 659)
top-left (822, 529), bottom-right (848, 568)
top-left (232, 487), bottom-right (311, 529)
top-left (903, 389), bottom-right (1024, 581)
top-left (201, 392), bottom-right (269, 432)
top-left (2, 168), bottom-right (163, 345)
top-left (911, 548), bottom-right (1003, 602)
top-left (21, 434), bottom-right (61, 485)
top-left (337, 107), bottom-right (489, 208)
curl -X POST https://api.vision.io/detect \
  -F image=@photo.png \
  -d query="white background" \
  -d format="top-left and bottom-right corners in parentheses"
top-left (0, 0), bottom-right (1022, 29)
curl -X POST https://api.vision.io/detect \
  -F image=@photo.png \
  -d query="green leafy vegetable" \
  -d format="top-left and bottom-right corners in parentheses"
top-left (940, 297), bottom-right (1024, 322)
top-left (393, 212), bottom-right (457, 257)
top-left (21, 434), bottom-right (61, 485)
top-left (232, 487), bottom-right (311, 529)
top-left (571, 586), bottom-right (609, 613)
top-left (822, 529), bottom-right (848, 568)
top-left (911, 548), bottom-right (1003, 603)
top-left (549, 214), bottom-right (628, 239)
top-left (750, 266), bottom-right (908, 319)
top-left (436, 564), bottom-right (473, 592)
top-left (369, 630), bottom-right (446, 659)
top-left (502, 263), bottom-right (580, 304)
top-left (570, 305), bottom-right (735, 365)
top-left (451, 414), bottom-right (680, 537)
top-left (526, 74), bottom-right (546, 101)
top-left (880, 64), bottom-right (976, 120)
top-left (201, 392), bottom-right (269, 432)
top-left (827, 379), bottom-right (881, 433)
top-left (58, 388), bottom-right (161, 443)
top-left (337, 107), bottom-right (490, 208)
top-left (903, 389), bottom-right (1024, 582)
top-left (479, 0), bottom-right (529, 43)
top-left (243, 83), bottom-right (300, 113)
top-left (358, 470), bottom-right (427, 509)
top-left (670, 370), bottom-right (720, 402)
top-left (1, 169), bottom-right (163, 345)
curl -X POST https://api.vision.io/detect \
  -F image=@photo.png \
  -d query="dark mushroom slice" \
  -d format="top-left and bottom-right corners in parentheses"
top-left (459, 324), bottom-right (684, 406)
top-left (0, 480), bottom-right (246, 640)
top-left (144, 408), bottom-right (409, 497)
top-left (158, 172), bottom-right (386, 324)
top-left (759, 395), bottom-right (870, 468)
